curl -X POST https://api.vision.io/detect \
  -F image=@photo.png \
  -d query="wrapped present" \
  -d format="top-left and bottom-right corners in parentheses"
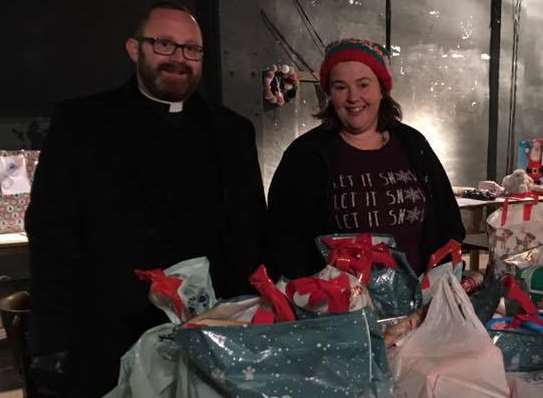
top-left (488, 326), bottom-right (543, 372)
top-left (175, 309), bottom-right (393, 398)
top-left (317, 233), bottom-right (421, 318)
top-left (315, 232), bottom-right (396, 258)
top-left (285, 265), bottom-right (372, 314)
top-left (135, 256), bottom-right (217, 324)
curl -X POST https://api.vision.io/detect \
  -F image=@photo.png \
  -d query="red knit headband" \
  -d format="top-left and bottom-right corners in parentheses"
top-left (319, 39), bottom-right (392, 94)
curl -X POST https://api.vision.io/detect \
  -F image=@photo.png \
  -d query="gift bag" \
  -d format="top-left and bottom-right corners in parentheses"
top-left (419, 240), bottom-right (464, 305)
top-left (486, 275), bottom-right (543, 372)
top-left (389, 271), bottom-right (510, 398)
top-left (0, 150), bottom-right (39, 233)
top-left (175, 309), bottom-right (393, 398)
top-left (487, 195), bottom-right (543, 261)
top-left (317, 233), bottom-right (421, 319)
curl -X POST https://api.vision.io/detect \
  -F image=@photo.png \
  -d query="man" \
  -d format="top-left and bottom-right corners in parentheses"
top-left (25, 2), bottom-right (266, 397)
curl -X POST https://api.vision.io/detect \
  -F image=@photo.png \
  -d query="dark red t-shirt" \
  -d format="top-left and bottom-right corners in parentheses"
top-left (328, 135), bottom-right (426, 273)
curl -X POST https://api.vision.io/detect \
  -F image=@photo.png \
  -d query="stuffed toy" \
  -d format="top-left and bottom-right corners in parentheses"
top-left (501, 169), bottom-right (533, 194)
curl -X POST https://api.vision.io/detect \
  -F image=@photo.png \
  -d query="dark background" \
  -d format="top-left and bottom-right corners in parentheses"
top-left (0, 0), bottom-right (224, 117)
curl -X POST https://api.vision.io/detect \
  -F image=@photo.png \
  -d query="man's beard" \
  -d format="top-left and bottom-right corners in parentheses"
top-left (137, 50), bottom-right (201, 102)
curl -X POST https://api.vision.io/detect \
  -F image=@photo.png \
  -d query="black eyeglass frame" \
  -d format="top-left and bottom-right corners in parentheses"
top-left (136, 37), bottom-right (204, 61)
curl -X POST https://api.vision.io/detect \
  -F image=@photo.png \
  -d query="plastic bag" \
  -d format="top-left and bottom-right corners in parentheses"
top-left (135, 256), bottom-right (217, 324)
top-left (419, 240), bottom-right (463, 305)
top-left (389, 272), bottom-right (510, 398)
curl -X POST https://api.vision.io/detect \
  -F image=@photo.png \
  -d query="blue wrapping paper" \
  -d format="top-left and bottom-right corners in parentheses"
top-left (175, 309), bottom-right (393, 397)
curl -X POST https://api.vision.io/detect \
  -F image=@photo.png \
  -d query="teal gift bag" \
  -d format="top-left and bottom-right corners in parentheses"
top-left (175, 309), bottom-right (393, 398)
top-left (485, 275), bottom-right (543, 372)
top-left (316, 233), bottom-right (421, 319)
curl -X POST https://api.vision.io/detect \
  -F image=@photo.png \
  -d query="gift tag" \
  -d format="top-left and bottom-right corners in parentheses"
top-left (0, 155), bottom-right (31, 195)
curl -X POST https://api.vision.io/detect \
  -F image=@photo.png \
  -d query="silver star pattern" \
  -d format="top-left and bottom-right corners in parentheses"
top-left (404, 187), bottom-right (422, 203)
top-left (406, 207), bottom-right (423, 223)
top-left (395, 170), bottom-right (413, 184)
top-left (242, 366), bottom-right (256, 381)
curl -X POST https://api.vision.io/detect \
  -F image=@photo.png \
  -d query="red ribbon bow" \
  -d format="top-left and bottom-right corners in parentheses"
top-left (322, 234), bottom-right (397, 285)
top-left (135, 268), bottom-right (184, 320)
top-left (503, 275), bottom-right (543, 329)
top-left (249, 265), bottom-right (296, 324)
top-left (285, 272), bottom-right (351, 313)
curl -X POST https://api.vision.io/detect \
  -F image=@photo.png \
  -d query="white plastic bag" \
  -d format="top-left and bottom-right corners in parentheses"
top-left (389, 272), bottom-right (510, 398)
top-left (419, 240), bottom-right (463, 305)
top-left (507, 370), bottom-right (543, 398)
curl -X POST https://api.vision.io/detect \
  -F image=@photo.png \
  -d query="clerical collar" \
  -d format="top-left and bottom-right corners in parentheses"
top-left (138, 86), bottom-right (184, 113)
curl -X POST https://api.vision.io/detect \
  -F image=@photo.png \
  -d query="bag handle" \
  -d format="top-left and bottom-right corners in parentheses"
top-left (425, 271), bottom-right (488, 333)
top-left (426, 239), bottom-right (462, 272)
top-left (500, 192), bottom-right (539, 226)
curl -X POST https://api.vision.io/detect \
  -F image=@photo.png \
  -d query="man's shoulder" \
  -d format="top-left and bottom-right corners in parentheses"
top-left (55, 84), bottom-right (128, 114)
top-left (210, 103), bottom-right (253, 128)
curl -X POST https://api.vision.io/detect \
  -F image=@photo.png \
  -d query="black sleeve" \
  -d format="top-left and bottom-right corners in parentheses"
top-left (423, 138), bottom-right (466, 244)
top-left (25, 104), bottom-right (83, 355)
top-left (266, 141), bottom-right (328, 280)
top-left (215, 115), bottom-right (267, 298)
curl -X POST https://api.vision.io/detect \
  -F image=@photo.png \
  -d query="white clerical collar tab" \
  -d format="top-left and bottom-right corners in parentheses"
top-left (138, 87), bottom-right (184, 113)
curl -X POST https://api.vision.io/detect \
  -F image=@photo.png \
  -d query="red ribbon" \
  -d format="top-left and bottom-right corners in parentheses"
top-left (249, 265), bottom-right (295, 323)
top-left (503, 275), bottom-right (543, 329)
top-left (322, 234), bottom-right (397, 285)
top-left (285, 272), bottom-right (351, 313)
top-left (500, 193), bottom-right (539, 226)
top-left (251, 307), bottom-right (276, 324)
top-left (135, 268), bottom-right (184, 320)
top-left (420, 239), bottom-right (462, 290)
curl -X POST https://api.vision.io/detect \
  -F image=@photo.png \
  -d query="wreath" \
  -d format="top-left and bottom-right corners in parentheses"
top-left (263, 64), bottom-right (299, 106)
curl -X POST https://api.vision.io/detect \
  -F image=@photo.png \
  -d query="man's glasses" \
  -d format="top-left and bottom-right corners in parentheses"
top-left (137, 37), bottom-right (204, 61)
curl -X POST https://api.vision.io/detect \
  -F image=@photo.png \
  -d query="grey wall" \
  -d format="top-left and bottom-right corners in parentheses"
top-left (497, 0), bottom-right (543, 180)
top-left (219, 0), bottom-right (543, 193)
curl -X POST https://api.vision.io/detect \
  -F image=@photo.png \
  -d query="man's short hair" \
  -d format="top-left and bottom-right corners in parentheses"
top-left (134, 1), bottom-right (195, 37)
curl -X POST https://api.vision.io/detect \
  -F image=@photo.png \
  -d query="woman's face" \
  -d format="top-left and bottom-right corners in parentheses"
top-left (329, 61), bottom-right (383, 135)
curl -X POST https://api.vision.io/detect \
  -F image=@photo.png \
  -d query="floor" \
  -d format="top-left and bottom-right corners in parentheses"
top-left (0, 328), bottom-right (22, 397)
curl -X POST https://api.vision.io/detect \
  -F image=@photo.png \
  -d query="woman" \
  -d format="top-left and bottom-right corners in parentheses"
top-left (267, 39), bottom-right (465, 279)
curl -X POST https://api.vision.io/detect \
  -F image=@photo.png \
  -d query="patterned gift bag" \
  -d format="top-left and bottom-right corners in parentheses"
top-left (175, 309), bottom-right (393, 398)
top-left (316, 233), bottom-right (421, 319)
top-left (0, 150), bottom-right (39, 234)
top-left (487, 195), bottom-right (543, 262)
